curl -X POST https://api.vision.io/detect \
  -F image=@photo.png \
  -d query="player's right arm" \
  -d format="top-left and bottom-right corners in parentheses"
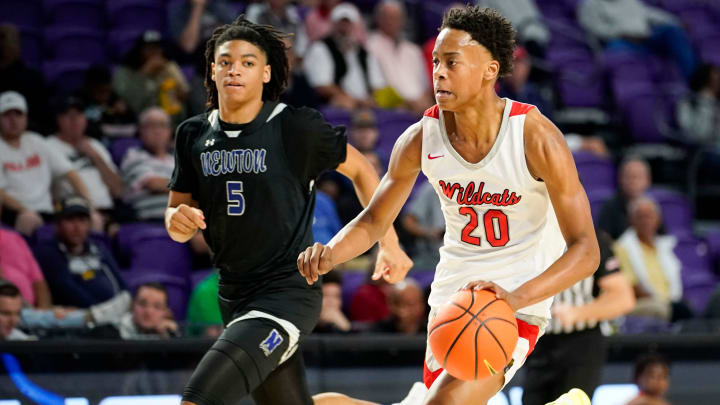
top-left (165, 191), bottom-right (206, 243)
top-left (298, 122), bottom-right (423, 284)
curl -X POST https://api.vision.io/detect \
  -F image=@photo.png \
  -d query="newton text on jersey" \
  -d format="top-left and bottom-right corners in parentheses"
top-left (200, 148), bottom-right (267, 177)
top-left (438, 180), bottom-right (522, 206)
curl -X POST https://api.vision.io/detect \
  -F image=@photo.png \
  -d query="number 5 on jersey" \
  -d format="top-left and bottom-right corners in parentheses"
top-left (226, 181), bottom-right (245, 216)
top-left (459, 207), bottom-right (509, 247)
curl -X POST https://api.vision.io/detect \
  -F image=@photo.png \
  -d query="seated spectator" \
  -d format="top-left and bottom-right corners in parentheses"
top-left (304, 0), bottom-right (366, 44)
top-left (614, 197), bottom-right (693, 322)
top-left (598, 156), bottom-right (652, 240)
top-left (0, 198), bottom-right (51, 308)
top-left (367, 0), bottom-right (432, 113)
top-left (112, 31), bottom-right (190, 126)
top-left (401, 182), bottom-right (444, 268)
top-left (121, 107), bottom-right (174, 221)
top-left (497, 46), bottom-right (553, 119)
top-left (33, 196), bottom-right (127, 308)
top-left (186, 270), bottom-right (222, 337)
top-left (370, 278), bottom-right (426, 335)
top-left (116, 283), bottom-right (179, 339)
top-left (0, 91), bottom-right (91, 235)
top-left (81, 65), bottom-right (137, 139)
top-left (47, 95), bottom-right (124, 215)
top-left (626, 355), bottom-right (671, 405)
top-left (280, 36), bottom-right (323, 110)
top-left (677, 64), bottom-right (720, 146)
top-left (169, 0), bottom-right (235, 62)
top-left (247, 0), bottom-right (308, 58)
top-left (0, 24), bottom-right (51, 133)
top-left (303, 3), bottom-right (386, 110)
top-left (349, 262), bottom-right (391, 322)
top-left (0, 281), bottom-right (33, 341)
top-left (314, 272), bottom-right (352, 333)
top-left (578, 0), bottom-right (697, 80)
top-left (477, 0), bottom-right (549, 59)
top-left (349, 109), bottom-right (379, 153)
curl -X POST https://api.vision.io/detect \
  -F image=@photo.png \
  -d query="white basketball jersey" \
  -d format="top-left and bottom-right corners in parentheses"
top-left (421, 99), bottom-right (566, 319)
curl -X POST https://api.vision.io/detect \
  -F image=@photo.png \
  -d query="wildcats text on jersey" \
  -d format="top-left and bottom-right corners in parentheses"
top-left (438, 180), bottom-right (522, 207)
top-left (200, 148), bottom-right (267, 177)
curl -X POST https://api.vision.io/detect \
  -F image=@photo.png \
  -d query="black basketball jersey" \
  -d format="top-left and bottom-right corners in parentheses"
top-left (169, 102), bottom-right (347, 284)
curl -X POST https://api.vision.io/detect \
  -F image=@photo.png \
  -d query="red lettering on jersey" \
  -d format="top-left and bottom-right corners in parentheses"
top-left (424, 105), bottom-right (440, 119)
top-left (26, 154), bottom-right (41, 169)
top-left (437, 180), bottom-right (522, 207)
top-left (509, 101), bottom-right (535, 117)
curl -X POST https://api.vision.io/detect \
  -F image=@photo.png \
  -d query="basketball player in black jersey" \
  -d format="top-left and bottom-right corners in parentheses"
top-left (165, 17), bottom-right (412, 405)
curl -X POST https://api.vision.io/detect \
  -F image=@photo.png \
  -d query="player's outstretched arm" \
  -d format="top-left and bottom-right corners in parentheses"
top-left (468, 110), bottom-right (601, 310)
top-left (165, 190), bottom-right (206, 243)
top-left (298, 122), bottom-right (423, 284)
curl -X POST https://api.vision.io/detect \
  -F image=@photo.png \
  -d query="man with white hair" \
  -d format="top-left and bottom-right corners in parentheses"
top-left (0, 91), bottom-right (91, 235)
top-left (614, 196), bottom-right (693, 321)
top-left (367, 0), bottom-right (433, 113)
top-left (121, 107), bottom-right (175, 221)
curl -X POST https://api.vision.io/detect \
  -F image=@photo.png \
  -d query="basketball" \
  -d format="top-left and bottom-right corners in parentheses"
top-left (428, 289), bottom-right (519, 381)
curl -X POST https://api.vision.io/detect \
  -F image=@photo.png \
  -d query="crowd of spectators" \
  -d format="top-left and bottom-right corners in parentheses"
top-left (1, 0), bottom-right (720, 342)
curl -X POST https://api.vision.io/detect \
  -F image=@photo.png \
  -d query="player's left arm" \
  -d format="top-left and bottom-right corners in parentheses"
top-left (335, 145), bottom-right (413, 280)
top-left (465, 109), bottom-right (600, 310)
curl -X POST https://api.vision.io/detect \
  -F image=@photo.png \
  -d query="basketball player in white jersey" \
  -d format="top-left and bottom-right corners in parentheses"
top-left (302, 6), bottom-right (599, 405)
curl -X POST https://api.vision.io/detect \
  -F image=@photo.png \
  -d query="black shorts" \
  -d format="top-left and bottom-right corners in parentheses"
top-left (182, 270), bottom-right (322, 405)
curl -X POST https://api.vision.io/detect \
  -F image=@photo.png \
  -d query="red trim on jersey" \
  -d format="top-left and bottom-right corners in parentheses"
top-left (509, 101), bottom-right (535, 117)
top-left (422, 318), bottom-right (541, 388)
top-left (424, 105), bottom-right (440, 119)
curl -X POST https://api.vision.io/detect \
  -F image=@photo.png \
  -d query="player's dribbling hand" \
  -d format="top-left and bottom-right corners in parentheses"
top-left (373, 243), bottom-right (413, 284)
top-left (461, 280), bottom-right (522, 312)
top-left (166, 204), bottom-right (206, 240)
top-left (297, 242), bottom-right (334, 285)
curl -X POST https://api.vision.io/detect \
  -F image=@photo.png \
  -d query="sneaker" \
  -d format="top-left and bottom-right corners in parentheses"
top-left (89, 291), bottom-right (131, 325)
top-left (393, 382), bottom-right (428, 405)
top-left (545, 388), bottom-right (591, 405)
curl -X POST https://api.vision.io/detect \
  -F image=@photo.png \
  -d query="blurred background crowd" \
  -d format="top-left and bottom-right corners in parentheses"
top-left (0, 0), bottom-right (720, 353)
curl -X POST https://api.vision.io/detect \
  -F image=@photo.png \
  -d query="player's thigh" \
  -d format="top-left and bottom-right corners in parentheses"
top-left (251, 350), bottom-right (313, 405)
top-left (422, 370), bottom-right (504, 405)
top-left (182, 318), bottom-right (290, 405)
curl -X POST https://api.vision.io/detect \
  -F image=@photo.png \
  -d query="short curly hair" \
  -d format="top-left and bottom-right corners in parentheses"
top-left (204, 16), bottom-right (290, 110)
top-left (441, 6), bottom-right (516, 77)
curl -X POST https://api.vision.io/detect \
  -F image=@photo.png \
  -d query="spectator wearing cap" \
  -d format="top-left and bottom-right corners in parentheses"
top-left (0, 91), bottom-right (91, 236)
top-left (303, 3), bottom-right (386, 110)
top-left (112, 30), bottom-right (189, 125)
top-left (367, 0), bottom-right (433, 114)
top-left (0, 193), bottom-right (52, 308)
top-left (304, 0), bottom-right (367, 44)
top-left (32, 196), bottom-right (127, 308)
top-left (121, 107), bottom-right (175, 222)
top-left (47, 95), bottom-right (124, 216)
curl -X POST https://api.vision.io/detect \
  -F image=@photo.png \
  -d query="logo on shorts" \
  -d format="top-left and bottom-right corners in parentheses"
top-left (259, 329), bottom-right (284, 357)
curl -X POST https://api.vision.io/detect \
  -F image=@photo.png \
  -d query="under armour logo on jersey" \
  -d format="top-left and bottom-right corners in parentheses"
top-left (204, 139), bottom-right (215, 147)
top-left (259, 329), bottom-right (284, 356)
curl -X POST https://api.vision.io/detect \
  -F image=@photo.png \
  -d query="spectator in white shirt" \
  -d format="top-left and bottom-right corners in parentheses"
top-left (47, 95), bottom-right (124, 216)
top-left (0, 91), bottom-right (91, 235)
top-left (367, 0), bottom-right (432, 114)
top-left (303, 3), bottom-right (386, 110)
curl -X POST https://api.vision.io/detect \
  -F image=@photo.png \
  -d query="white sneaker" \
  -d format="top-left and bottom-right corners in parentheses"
top-left (393, 382), bottom-right (429, 405)
top-left (89, 291), bottom-right (131, 325)
top-left (545, 388), bottom-right (592, 405)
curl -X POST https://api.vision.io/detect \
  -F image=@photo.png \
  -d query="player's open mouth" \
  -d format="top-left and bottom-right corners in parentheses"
top-left (436, 90), bottom-right (452, 97)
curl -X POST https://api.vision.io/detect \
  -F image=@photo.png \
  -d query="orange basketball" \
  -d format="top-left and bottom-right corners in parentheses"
top-left (428, 289), bottom-right (518, 381)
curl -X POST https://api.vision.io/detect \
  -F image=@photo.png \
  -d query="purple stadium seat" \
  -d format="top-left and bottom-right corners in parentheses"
top-left (617, 88), bottom-right (670, 143)
top-left (191, 269), bottom-right (215, 290)
top-left (620, 315), bottom-right (671, 334)
top-left (341, 271), bottom-right (367, 314)
top-left (674, 237), bottom-right (718, 313)
top-left (375, 110), bottom-right (419, 162)
top-left (44, 27), bottom-right (106, 64)
top-left (647, 188), bottom-right (693, 236)
top-left (586, 188), bottom-right (613, 225)
top-left (107, 29), bottom-right (145, 62)
top-left (123, 271), bottom-right (190, 321)
top-left (43, 61), bottom-right (90, 94)
top-left (573, 151), bottom-right (615, 190)
top-left (0, 0), bottom-right (43, 28)
top-left (109, 138), bottom-right (142, 167)
top-left (409, 270), bottom-right (435, 290)
top-left (107, 0), bottom-right (166, 34)
top-left (45, 0), bottom-right (105, 30)
top-left (705, 229), bottom-right (720, 275)
top-left (115, 223), bottom-right (193, 279)
top-left (556, 61), bottom-right (605, 108)
top-left (17, 26), bottom-right (43, 67)
top-left (318, 106), bottom-right (351, 129)
top-left (418, 1), bottom-right (445, 42)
